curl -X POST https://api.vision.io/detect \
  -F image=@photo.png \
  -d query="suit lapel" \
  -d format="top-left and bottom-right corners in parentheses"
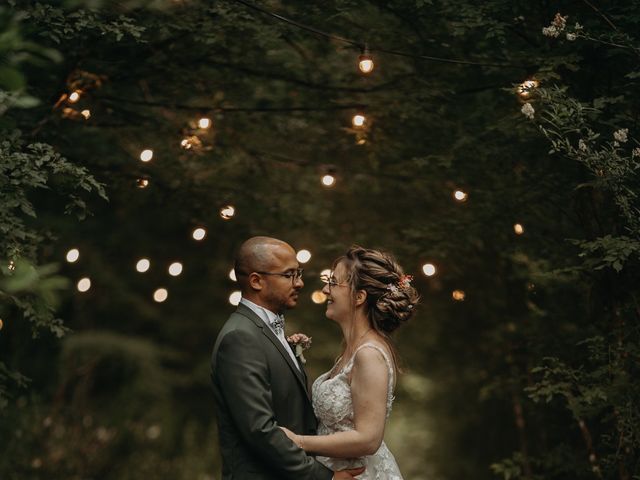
top-left (235, 304), bottom-right (312, 401)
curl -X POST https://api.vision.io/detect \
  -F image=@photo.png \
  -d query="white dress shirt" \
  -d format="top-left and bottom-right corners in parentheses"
top-left (240, 297), bottom-right (300, 370)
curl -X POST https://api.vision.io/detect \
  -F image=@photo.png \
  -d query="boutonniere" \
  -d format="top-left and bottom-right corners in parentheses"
top-left (286, 333), bottom-right (312, 365)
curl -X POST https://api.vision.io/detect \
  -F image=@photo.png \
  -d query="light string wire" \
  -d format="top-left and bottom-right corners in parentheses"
top-left (234, 0), bottom-right (531, 69)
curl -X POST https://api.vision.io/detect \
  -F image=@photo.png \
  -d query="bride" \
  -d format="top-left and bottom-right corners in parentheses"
top-left (281, 246), bottom-right (419, 479)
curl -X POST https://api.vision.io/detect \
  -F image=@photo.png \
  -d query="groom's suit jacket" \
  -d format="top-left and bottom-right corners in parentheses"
top-left (211, 302), bottom-right (333, 480)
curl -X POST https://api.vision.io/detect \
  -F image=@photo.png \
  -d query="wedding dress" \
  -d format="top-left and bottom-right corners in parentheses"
top-left (312, 343), bottom-right (403, 479)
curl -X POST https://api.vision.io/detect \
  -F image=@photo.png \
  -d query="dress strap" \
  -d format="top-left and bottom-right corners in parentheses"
top-left (345, 343), bottom-right (394, 386)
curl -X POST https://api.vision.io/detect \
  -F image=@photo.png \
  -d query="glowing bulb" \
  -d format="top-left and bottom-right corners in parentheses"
top-left (358, 54), bottom-right (374, 74)
top-left (356, 138), bottom-right (367, 145)
top-left (517, 79), bottom-right (539, 98)
top-left (229, 269), bottom-right (237, 281)
top-left (81, 109), bottom-right (91, 119)
top-left (453, 190), bottom-right (468, 202)
top-left (229, 290), bottom-right (242, 306)
top-left (352, 114), bottom-right (366, 128)
top-left (136, 258), bottom-right (150, 273)
top-left (198, 117), bottom-right (211, 129)
top-left (68, 91), bottom-right (81, 103)
top-left (514, 223), bottom-right (525, 235)
top-left (192, 227), bottom-right (206, 240)
top-left (296, 249), bottom-right (311, 264)
top-left (140, 149), bottom-right (153, 162)
top-left (137, 178), bottom-right (149, 188)
top-left (321, 175), bottom-right (335, 187)
top-left (452, 290), bottom-right (465, 301)
top-left (77, 277), bottom-right (91, 292)
top-left (0, 318), bottom-right (3, 330)
top-left (65, 248), bottom-right (80, 263)
top-left (220, 205), bottom-right (235, 220)
top-left (153, 288), bottom-right (168, 303)
top-left (168, 262), bottom-right (183, 276)
top-left (311, 290), bottom-right (327, 304)
top-left (422, 263), bottom-right (436, 276)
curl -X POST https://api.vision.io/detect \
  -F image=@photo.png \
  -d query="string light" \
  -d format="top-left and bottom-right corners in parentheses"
top-left (136, 178), bottom-right (150, 188)
top-left (181, 136), bottom-right (202, 150)
top-left (514, 223), bottom-right (525, 235)
top-left (422, 263), bottom-right (436, 276)
top-left (7, 260), bottom-right (15, 271)
top-left (229, 290), bottom-right (242, 306)
top-left (296, 249), bottom-right (311, 263)
top-left (453, 190), bottom-right (468, 202)
top-left (517, 79), bottom-right (539, 98)
top-left (220, 205), bottom-right (235, 220)
top-left (311, 290), bottom-right (327, 304)
top-left (77, 277), bottom-right (91, 292)
top-left (321, 174), bottom-right (335, 187)
top-left (352, 114), bottom-right (366, 128)
top-left (136, 258), bottom-right (151, 273)
top-left (358, 49), bottom-right (374, 74)
top-left (0, 318), bottom-right (4, 330)
top-left (81, 109), bottom-right (91, 120)
top-left (168, 262), bottom-right (183, 276)
top-left (198, 117), bottom-right (212, 129)
top-left (140, 149), bottom-right (153, 162)
top-left (192, 227), bottom-right (207, 240)
top-left (68, 91), bottom-right (81, 103)
top-left (66, 248), bottom-right (80, 263)
top-left (229, 268), bottom-right (237, 281)
top-left (452, 290), bottom-right (465, 301)
top-left (153, 288), bottom-right (168, 303)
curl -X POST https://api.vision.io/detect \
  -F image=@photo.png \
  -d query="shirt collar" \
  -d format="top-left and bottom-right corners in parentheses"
top-left (240, 297), bottom-right (281, 327)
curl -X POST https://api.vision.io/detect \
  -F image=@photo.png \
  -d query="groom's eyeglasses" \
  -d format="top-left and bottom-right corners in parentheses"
top-left (237, 268), bottom-right (304, 283)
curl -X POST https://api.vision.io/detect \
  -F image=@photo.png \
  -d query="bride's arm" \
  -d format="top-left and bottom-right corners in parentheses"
top-left (283, 347), bottom-right (390, 458)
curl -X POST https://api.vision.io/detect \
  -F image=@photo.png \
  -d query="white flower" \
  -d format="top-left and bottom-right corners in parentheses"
top-left (632, 147), bottom-right (640, 158)
top-left (574, 22), bottom-right (583, 31)
top-left (578, 139), bottom-right (588, 152)
top-left (613, 128), bottom-right (629, 143)
top-left (566, 33), bottom-right (577, 41)
top-left (521, 103), bottom-right (535, 120)
top-left (543, 13), bottom-right (568, 37)
top-left (542, 26), bottom-right (560, 38)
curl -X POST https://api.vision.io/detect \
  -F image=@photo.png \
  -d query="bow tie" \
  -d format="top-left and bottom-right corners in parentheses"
top-left (271, 315), bottom-right (285, 335)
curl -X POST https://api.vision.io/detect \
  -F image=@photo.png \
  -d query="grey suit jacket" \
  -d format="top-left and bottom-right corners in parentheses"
top-left (211, 303), bottom-right (333, 480)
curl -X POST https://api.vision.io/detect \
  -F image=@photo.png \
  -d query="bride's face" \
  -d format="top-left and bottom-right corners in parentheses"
top-left (322, 261), bottom-right (353, 323)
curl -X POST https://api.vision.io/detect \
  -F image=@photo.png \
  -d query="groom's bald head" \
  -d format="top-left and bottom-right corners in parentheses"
top-left (235, 236), bottom-right (293, 289)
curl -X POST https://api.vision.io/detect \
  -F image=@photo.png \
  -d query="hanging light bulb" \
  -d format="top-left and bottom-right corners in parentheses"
top-left (77, 277), bottom-right (92, 292)
top-left (514, 223), bottom-right (525, 235)
top-left (198, 117), bottom-right (212, 129)
top-left (140, 149), bottom-right (153, 162)
top-left (81, 109), bottom-right (91, 120)
top-left (311, 290), bottom-right (327, 304)
top-left (66, 248), bottom-right (80, 263)
top-left (229, 290), bottom-right (242, 306)
top-left (136, 258), bottom-right (151, 273)
top-left (422, 263), bottom-right (436, 276)
top-left (452, 290), bottom-right (465, 301)
top-left (352, 114), bottom-right (366, 128)
top-left (517, 79), bottom-right (539, 98)
top-left (220, 205), bottom-right (235, 220)
top-left (321, 174), bottom-right (335, 187)
top-left (453, 190), bottom-right (468, 202)
top-left (68, 91), bottom-right (81, 103)
top-left (296, 249), bottom-right (311, 263)
top-left (168, 262), bottom-right (183, 276)
top-left (192, 227), bottom-right (207, 241)
top-left (153, 288), bottom-right (168, 303)
top-left (136, 178), bottom-right (149, 189)
top-left (229, 268), bottom-right (237, 281)
top-left (358, 47), bottom-right (374, 74)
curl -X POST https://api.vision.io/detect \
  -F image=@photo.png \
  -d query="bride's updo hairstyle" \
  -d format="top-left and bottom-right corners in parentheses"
top-left (339, 246), bottom-right (419, 336)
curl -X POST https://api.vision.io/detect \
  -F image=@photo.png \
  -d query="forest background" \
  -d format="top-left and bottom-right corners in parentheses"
top-left (1, 1), bottom-right (639, 479)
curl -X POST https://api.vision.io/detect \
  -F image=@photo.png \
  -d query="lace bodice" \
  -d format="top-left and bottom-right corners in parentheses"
top-left (311, 343), bottom-right (403, 479)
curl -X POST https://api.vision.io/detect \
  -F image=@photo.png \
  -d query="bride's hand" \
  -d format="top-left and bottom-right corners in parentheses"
top-left (279, 426), bottom-right (304, 449)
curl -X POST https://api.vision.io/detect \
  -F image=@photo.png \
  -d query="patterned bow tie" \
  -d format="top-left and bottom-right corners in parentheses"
top-left (271, 315), bottom-right (285, 335)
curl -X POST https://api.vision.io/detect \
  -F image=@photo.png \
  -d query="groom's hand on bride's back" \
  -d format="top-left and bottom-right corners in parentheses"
top-left (333, 467), bottom-right (366, 479)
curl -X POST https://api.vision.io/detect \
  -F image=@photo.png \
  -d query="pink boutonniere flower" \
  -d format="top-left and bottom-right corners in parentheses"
top-left (287, 333), bottom-right (312, 364)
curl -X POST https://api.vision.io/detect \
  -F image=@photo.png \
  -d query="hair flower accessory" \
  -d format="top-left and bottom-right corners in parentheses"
top-left (286, 333), bottom-right (312, 364)
top-left (386, 274), bottom-right (414, 294)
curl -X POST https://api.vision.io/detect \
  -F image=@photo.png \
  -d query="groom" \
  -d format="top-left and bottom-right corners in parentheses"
top-left (211, 236), bottom-right (363, 479)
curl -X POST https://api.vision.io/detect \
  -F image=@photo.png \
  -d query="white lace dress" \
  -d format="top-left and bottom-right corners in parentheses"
top-left (312, 343), bottom-right (403, 479)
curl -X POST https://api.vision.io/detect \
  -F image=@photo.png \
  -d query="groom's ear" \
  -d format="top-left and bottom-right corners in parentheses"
top-left (248, 273), bottom-right (264, 291)
top-left (355, 290), bottom-right (367, 306)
